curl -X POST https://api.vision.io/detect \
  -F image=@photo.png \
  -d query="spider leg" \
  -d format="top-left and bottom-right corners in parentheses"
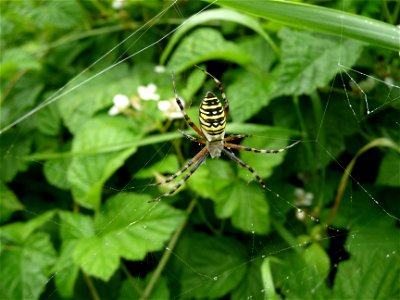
top-left (149, 147), bottom-right (208, 187)
top-left (194, 65), bottom-right (229, 116)
top-left (224, 140), bottom-right (301, 153)
top-left (223, 134), bottom-right (251, 142)
top-left (150, 150), bottom-right (209, 202)
top-left (178, 129), bottom-right (206, 144)
top-left (222, 149), bottom-right (266, 190)
top-left (172, 72), bottom-right (205, 137)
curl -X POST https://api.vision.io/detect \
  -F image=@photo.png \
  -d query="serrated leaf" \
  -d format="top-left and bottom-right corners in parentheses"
top-left (278, 28), bottom-right (363, 96)
top-left (57, 64), bottom-right (135, 133)
top-left (172, 232), bottom-right (247, 299)
top-left (167, 28), bottom-right (252, 74)
top-left (71, 193), bottom-right (184, 281)
top-left (228, 69), bottom-right (280, 122)
top-left (68, 116), bottom-right (142, 210)
top-left (189, 159), bottom-right (270, 234)
top-left (0, 232), bottom-right (57, 300)
top-left (0, 181), bottom-right (24, 223)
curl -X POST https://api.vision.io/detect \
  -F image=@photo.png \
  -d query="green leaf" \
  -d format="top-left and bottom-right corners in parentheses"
top-left (278, 28), bottom-right (363, 96)
top-left (231, 260), bottom-right (264, 300)
top-left (333, 222), bottom-right (399, 299)
top-left (237, 127), bottom-right (297, 179)
top-left (209, 0), bottom-right (399, 51)
top-left (376, 150), bottom-right (400, 187)
top-left (189, 159), bottom-right (270, 234)
top-left (274, 252), bottom-right (330, 298)
top-left (73, 236), bottom-right (120, 282)
top-left (29, 0), bottom-right (84, 30)
top-left (167, 28), bottom-right (252, 74)
top-left (0, 131), bottom-right (32, 182)
top-left (228, 69), bottom-right (279, 122)
top-left (72, 193), bottom-right (184, 281)
top-left (217, 182), bottom-right (270, 234)
top-left (57, 64), bottom-right (135, 134)
top-left (135, 154), bottom-right (180, 179)
top-left (68, 116), bottom-right (142, 210)
top-left (0, 181), bottom-right (24, 223)
top-left (54, 241), bottom-right (80, 298)
top-left (0, 210), bottom-right (56, 244)
top-left (43, 156), bottom-right (72, 190)
top-left (303, 243), bottom-right (330, 278)
top-left (118, 274), bottom-right (170, 300)
top-left (35, 102), bottom-right (62, 136)
top-left (260, 258), bottom-right (280, 300)
top-left (171, 231), bottom-right (247, 299)
top-left (161, 8), bottom-right (278, 64)
top-left (0, 232), bottom-right (57, 300)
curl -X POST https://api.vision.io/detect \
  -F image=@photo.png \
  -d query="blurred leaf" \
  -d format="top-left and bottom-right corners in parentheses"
top-left (0, 210), bottom-right (56, 244)
top-left (167, 28), bottom-right (252, 74)
top-left (303, 243), bottom-right (330, 278)
top-left (35, 102), bottom-right (62, 136)
top-left (376, 150), bottom-right (400, 187)
top-left (274, 252), bottom-right (330, 298)
top-left (0, 48), bottom-right (41, 78)
top-left (171, 231), bottom-right (247, 299)
top-left (0, 181), bottom-right (24, 223)
top-left (68, 116), bottom-right (142, 210)
top-left (232, 260), bottom-right (264, 300)
top-left (161, 8), bottom-right (278, 64)
top-left (260, 258), bottom-right (280, 300)
top-left (0, 232), bottom-right (57, 300)
top-left (54, 241), bottom-right (80, 298)
top-left (71, 193), bottom-right (184, 281)
top-left (118, 274), bottom-right (169, 300)
top-left (135, 154), bottom-right (180, 179)
top-left (278, 28), bottom-right (363, 96)
top-left (44, 156), bottom-right (72, 190)
top-left (1, 77), bottom-right (43, 130)
top-left (29, 0), bottom-right (84, 30)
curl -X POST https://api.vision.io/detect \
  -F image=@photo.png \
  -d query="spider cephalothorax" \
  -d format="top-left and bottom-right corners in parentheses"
top-left (151, 66), bottom-right (300, 201)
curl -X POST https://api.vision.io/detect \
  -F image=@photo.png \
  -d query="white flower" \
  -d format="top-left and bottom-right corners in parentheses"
top-left (158, 98), bottom-right (184, 119)
top-left (108, 94), bottom-right (130, 116)
top-left (294, 188), bottom-right (313, 207)
top-left (112, 0), bottom-right (126, 9)
top-left (138, 83), bottom-right (160, 101)
top-left (154, 65), bottom-right (166, 73)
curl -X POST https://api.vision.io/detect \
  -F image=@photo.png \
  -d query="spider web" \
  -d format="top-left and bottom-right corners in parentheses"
top-left (1, 1), bottom-right (399, 299)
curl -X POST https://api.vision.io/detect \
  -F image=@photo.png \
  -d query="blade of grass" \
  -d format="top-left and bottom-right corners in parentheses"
top-left (208, 0), bottom-right (399, 51)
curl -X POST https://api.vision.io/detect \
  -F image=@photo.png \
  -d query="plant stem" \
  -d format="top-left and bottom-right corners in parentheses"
top-left (140, 199), bottom-right (197, 300)
top-left (82, 271), bottom-right (101, 300)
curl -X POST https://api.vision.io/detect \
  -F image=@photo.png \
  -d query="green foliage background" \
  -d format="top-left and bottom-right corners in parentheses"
top-left (1, 0), bottom-right (399, 299)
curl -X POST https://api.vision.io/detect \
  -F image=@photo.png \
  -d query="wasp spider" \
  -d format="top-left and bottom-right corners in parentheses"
top-left (152, 66), bottom-right (300, 201)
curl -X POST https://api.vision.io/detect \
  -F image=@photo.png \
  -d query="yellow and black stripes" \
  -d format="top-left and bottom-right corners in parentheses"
top-left (199, 92), bottom-right (226, 136)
